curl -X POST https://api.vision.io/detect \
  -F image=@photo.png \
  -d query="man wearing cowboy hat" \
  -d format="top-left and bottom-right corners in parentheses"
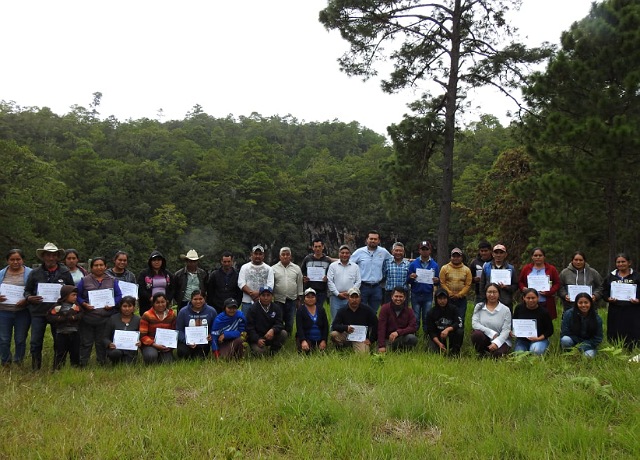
top-left (174, 249), bottom-right (208, 311)
top-left (24, 242), bottom-right (75, 370)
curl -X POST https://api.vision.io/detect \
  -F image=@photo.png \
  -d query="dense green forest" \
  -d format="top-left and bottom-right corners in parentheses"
top-left (1, 0), bottom-right (638, 275)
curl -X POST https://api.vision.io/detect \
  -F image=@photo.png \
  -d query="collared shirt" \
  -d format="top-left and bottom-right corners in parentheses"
top-left (271, 261), bottom-right (304, 303)
top-left (383, 258), bottom-right (410, 291)
top-left (350, 246), bottom-right (392, 284)
top-left (327, 260), bottom-right (361, 296)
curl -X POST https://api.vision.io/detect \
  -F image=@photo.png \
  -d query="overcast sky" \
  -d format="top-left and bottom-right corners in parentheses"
top-left (1, 0), bottom-right (594, 135)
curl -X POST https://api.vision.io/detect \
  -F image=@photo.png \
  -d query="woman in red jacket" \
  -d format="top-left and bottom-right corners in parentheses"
top-left (518, 248), bottom-right (561, 319)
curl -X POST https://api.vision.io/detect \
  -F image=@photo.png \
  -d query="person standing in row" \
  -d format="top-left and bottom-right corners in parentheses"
top-left (558, 251), bottom-right (603, 313)
top-left (24, 243), bottom-right (75, 370)
top-left (238, 245), bottom-right (274, 313)
top-left (206, 252), bottom-right (242, 313)
top-left (350, 230), bottom-right (392, 313)
top-left (407, 240), bottom-right (439, 334)
top-left (174, 249), bottom-right (207, 311)
top-left (480, 244), bottom-right (518, 309)
top-left (518, 248), bottom-right (561, 319)
top-left (272, 247), bottom-right (303, 336)
top-left (327, 245), bottom-right (361, 320)
top-left (382, 242), bottom-right (410, 304)
top-left (469, 241), bottom-right (492, 305)
top-left (439, 248), bottom-right (472, 325)
top-left (106, 251), bottom-right (137, 283)
top-left (603, 253), bottom-right (640, 350)
top-left (300, 238), bottom-right (333, 309)
top-left (137, 250), bottom-right (175, 317)
top-left (63, 249), bottom-right (88, 286)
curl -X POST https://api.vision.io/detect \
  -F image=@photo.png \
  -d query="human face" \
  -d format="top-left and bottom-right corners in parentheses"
top-left (259, 291), bottom-right (272, 305)
top-left (151, 258), bottom-right (163, 271)
top-left (479, 247), bottom-right (492, 261)
top-left (348, 294), bottom-right (361, 309)
top-left (64, 253), bottom-right (78, 270)
top-left (42, 252), bottom-right (59, 269)
top-left (492, 249), bottom-right (506, 265)
top-left (571, 254), bottom-right (585, 270)
top-left (366, 233), bottom-right (380, 250)
top-left (225, 305), bottom-right (238, 317)
top-left (7, 253), bottom-right (23, 271)
top-left (120, 302), bottom-right (135, 317)
top-left (523, 291), bottom-right (539, 309)
top-left (312, 242), bottom-right (324, 258)
top-left (391, 291), bottom-right (406, 307)
top-left (436, 295), bottom-right (448, 308)
top-left (191, 294), bottom-right (205, 311)
top-left (485, 286), bottom-right (500, 303)
top-left (66, 292), bottom-right (78, 304)
top-left (392, 246), bottom-right (404, 261)
top-left (221, 256), bottom-right (233, 271)
top-left (450, 253), bottom-right (463, 266)
top-left (339, 249), bottom-right (351, 264)
top-left (279, 251), bottom-right (291, 266)
top-left (419, 246), bottom-right (431, 260)
top-left (531, 250), bottom-right (545, 266)
top-left (616, 257), bottom-right (631, 274)
top-left (251, 251), bottom-right (264, 265)
top-left (153, 296), bottom-right (167, 312)
top-left (576, 296), bottom-right (592, 316)
top-left (114, 254), bottom-right (128, 270)
top-left (186, 260), bottom-right (199, 272)
top-left (91, 260), bottom-right (107, 277)
top-left (304, 293), bottom-right (316, 307)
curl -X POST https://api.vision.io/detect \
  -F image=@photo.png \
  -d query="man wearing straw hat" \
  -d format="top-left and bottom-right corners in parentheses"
top-left (24, 242), bottom-right (75, 370)
top-left (174, 249), bottom-right (208, 311)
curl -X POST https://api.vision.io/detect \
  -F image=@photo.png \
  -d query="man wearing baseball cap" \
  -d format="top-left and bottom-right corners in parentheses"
top-left (245, 286), bottom-right (287, 356)
top-left (407, 240), bottom-right (440, 334)
top-left (479, 243), bottom-right (518, 308)
top-left (439, 248), bottom-right (473, 325)
top-left (237, 245), bottom-right (274, 312)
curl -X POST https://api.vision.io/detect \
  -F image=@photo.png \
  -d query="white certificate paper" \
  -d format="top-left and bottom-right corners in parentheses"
top-left (154, 328), bottom-right (178, 348)
top-left (88, 289), bottom-right (115, 309)
top-left (118, 281), bottom-right (138, 299)
top-left (0, 283), bottom-right (25, 304)
top-left (490, 269), bottom-right (511, 285)
top-left (416, 269), bottom-right (435, 284)
top-left (306, 266), bottom-right (325, 282)
top-left (611, 283), bottom-right (637, 301)
top-left (113, 330), bottom-right (139, 351)
top-left (37, 283), bottom-right (62, 303)
top-left (476, 269), bottom-right (483, 279)
top-left (568, 285), bottom-right (591, 301)
top-left (347, 325), bottom-right (367, 342)
top-left (185, 326), bottom-right (208, 345)
top-left (527, 274), bottom-right (550, 292)
top-left (512, 319), bottom-right (537, 338)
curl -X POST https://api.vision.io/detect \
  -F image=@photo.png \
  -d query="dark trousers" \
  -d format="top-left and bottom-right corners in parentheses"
top-left (427, 329), bottom-right (464, 355)
top-left (177, 341), bottom-right (210, 360)
top-left (53, 332), bottom-right (80, 369)
top-left (216, 337), bottom-right (244, 359)
top-left (30, 315), bottom-right (56, 369)
top-left (276, 299), bottom-right (297, 335)
top-left (141, 346), bottom-right (175, 364)
top-left (106, 348), bottom-right (138, 365)
top-left (79, 318), bottom-right (108, 366)
top-left (471, 330), bottom-right (510, 358)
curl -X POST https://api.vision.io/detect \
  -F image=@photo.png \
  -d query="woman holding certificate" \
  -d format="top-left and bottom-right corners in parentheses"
top-left (560, 293), bottom-right (603, 357)
top-left (603, 253), bottom-right (640, 350)
top-left (140, 293), bottom-right (176, 364)
top-left (558, 251), bottom-right (603, 313)
top-left (512, 288), bottom-right (554, 355)
top-left (517, 248), bottom-right (561, 319)
top-left (471, 283), bottom-right (512, 358)
top-left (104, 296), bottom-right (140, 364)
top-left (0, 249), bottom-right (32, 367)
top-left (77, 257), bottom-right (123, 366)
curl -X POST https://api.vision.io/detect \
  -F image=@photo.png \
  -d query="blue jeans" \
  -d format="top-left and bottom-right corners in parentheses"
top-left (30, 315), bottom-right (55, 362)
top-left (329, 296), bottom-right (348, 322)
top-left (241, 302), bottom-right (253, 314)
top-left (412, 292), bottom-right (433, 332)
top-left (561, 336), bottom-right (597, 357)
top-left (360, 283), bottom-right (383, 312)
top-left (276, 299), bottom-right (297, 335)
top-left (514, 338), bottom-right (549, 355)
top-left (0, 309), bottom-right (31, 364)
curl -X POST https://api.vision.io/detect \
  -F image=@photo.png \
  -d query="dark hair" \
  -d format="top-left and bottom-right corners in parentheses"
top-left (392, 286), bottom-right (407, 296)
top-left (90, 257), bottom-right (107, 268)
top-left (221, 251), bottom-right (233, 259)
top-left (478, 241), bottom-right (491, 250)
top-left (367, 230), bottom-right (380, 239)
top-left (190, 290), bottom-right (204, 299)
top-left (615, 252), bottom-right (631, 263)
top-left (522, 288), bottom-right (539, 298)
top-left (485, 283), bottom-right (501, 294)
top-left (571, 293), bottom-right (599, 337)
top-left (571, 251), bottom-right (587, 262)
top-left (312, 238), bottom-right (323, 245)
top-left (531, 247), bottom-right (546, 256)
top-left (113, 251), bottom-right (129, 261)
top-left (64, 249), bottom-right (80, 260)
top-left (119, 296), bottom-right (136, 308)
top-left (152, 292), bottom-right (168, 304)
top-left (6, 249), bottom-right (25, 260)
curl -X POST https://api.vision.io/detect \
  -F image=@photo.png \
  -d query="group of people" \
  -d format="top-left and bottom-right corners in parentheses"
top-left (0, 234), bottom-right (637, 369)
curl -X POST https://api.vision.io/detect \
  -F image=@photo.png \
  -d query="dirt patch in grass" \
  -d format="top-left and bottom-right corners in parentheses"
top-left (375, 419), bottom-right (442, 444)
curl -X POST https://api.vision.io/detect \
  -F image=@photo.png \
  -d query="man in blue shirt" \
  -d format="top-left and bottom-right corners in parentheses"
top-left (350, 231), bottom-right (392, 312)
top-left (407, 240), bottom-right (440, 334)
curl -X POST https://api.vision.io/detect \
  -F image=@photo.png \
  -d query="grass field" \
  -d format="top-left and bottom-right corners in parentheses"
top-left (1, 313), bottom-right (639, 459)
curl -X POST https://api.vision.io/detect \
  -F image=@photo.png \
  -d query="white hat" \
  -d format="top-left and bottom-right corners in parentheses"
top-left (180, 249), bottom-right (203, 261)
top-left (36, 242), bottom-right (65, 260)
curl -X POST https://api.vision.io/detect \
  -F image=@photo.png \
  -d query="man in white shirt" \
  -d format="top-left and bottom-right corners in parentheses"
top-left (272, 247), bottom-right (303, 335)
top-left (327, 245), bottom-right (361, 320)
top-left (237, 245), bottom-right (274, 313)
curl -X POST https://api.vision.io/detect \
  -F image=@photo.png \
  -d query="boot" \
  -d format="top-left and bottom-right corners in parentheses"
top-left (31, 355), bottom-right (42, 371)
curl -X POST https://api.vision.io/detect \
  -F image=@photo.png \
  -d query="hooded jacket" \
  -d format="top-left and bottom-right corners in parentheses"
top-left (558, 262), bottom-right (603, 308)
top-left (137, 250), bottom-right (175, 314)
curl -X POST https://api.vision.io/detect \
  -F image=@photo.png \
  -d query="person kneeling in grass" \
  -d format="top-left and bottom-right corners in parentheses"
top-left (377, 286), bottom-right (417, 353)
top-left (296, 288), bottom-right (329, 353)
top-left (330, 287), bottom-right (378, 353)
top-left (426, 288), bottom-right (463, 356)
top-left (176, 290), bottom-right (216, 360)
top-left (140, 293), bottom-right (176, 364)
top-left (512, 288), bottom-right (553, 355)
top-left (245, 287), bottom-right (287, 356)
top-left (560, 292), bottom-right (603, 358)
top-left (104, 296), bottom-right (140, 365)
top-left (211, 298), bottom-right (246, 360)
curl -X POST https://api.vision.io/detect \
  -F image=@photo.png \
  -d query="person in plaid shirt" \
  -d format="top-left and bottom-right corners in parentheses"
top-left (382, 242), bottom-right (410, 305)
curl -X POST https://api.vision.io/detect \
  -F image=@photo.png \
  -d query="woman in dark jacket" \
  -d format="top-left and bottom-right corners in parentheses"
top-left (295, 288), bottom-right (329, 352)
top-left (137, 250), bottom-right (175, 316)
